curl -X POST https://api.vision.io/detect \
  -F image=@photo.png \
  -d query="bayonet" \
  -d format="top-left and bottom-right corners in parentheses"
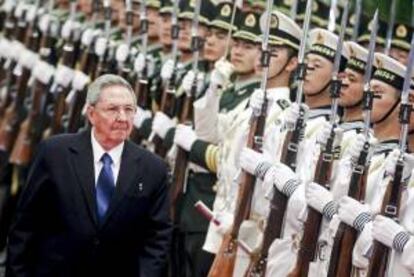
top-left (329, 0), bottom-right (349, 125)
top-left (384, 0), bottom-right (397, 55)
top-left (295, 0), bottom-right (313, 105)
top-left (223, 1), bottom-right (238, 59)
top-left (290, 0), bottom-right (298, 22)
top-left (328, 0), bottom-right (338, 32)
top-left (362, 9), bottom-right (378, 138)
top-left (125, 0), bottom-right (133, 47)
top-left (351, 0), bottom-right (362, 41)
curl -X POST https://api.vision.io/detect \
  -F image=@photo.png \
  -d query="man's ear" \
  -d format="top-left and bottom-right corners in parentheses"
top-left (86, 105), bottom-right (95, 125)
top-left (286, 56), bottom-right (298, 73)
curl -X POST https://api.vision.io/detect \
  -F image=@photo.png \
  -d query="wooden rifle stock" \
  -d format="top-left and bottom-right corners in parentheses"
top-left (10, 79), bottom-right (48, 165)
top-left (43, 41), bottom-right (76, 138)
top-left (289, 136), bottom-right (335, 277)
top-left (0, 6), bottom-right (42, 151)
top-left (328, 145), bottom-right (369, 277)
top-left (67, 39), bottom-right (98, 133)
top-left (153, 76), bottom-right (177, 157)
top-left (0, 65), bottom-right (31, 152)
top-left (366, 161), bottom-right (404, 277)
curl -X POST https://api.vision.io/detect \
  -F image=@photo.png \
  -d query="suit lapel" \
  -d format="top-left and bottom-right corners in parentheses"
top-left (68, 130), bottom-right (98, 227)
top-left (102, 141), bottom-right (142, 226)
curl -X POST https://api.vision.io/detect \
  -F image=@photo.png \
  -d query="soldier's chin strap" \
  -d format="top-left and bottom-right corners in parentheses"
top-left (372, 97), bottom-right (400, 125)
top-left (266, 54), bottom-right (294, 81)
top-left (340, 83), bottom-right (364, 109)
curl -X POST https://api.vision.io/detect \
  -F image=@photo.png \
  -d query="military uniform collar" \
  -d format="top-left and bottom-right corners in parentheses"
top-left (266, 86), bottom-right (290, 102)
top-left (373, 139), bottom-right (399, 156)
top-left (234, 76), bottom-right (261, 92)
top-left (340, 120), bottom-right (365, 133)
top-left (308, 105), bottom-right (331, 120)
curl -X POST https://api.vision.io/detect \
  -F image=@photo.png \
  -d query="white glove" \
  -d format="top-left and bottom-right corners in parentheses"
top-left (210, 57), bottom-right (234, 88)
top-left (385, 149), bottom-right (414, 180)
top-left (316, 122), bottom-right (343, 148)
top-left (133, 106), bottom-right (151, 129)
top-left (61, 20), bottom-right (74, 40)
top-left (174, 124), bottom-right (197, 151)
top-left (32, 60), bottom-right (55, 85)
top-left (263, 162), bottom-right (298, 194)
top-left (26, 4), bottom-right (37, 22)
top-left (95, 37), bottom-right (108, 56)
top-left (213, 211), bottom-right (234, 235)
top-left (305, 182), bottom-right (335, 215)
top-left (284, 103), bottom-right (309, 129)
top-left (152, 111), bottom-right (175, 139)
top-left (134, 53), bottom-right (155, 76)
top-left (353, 221), bottom-right (373, 269)
top-left (372, 215), bottom-right (406, 249)
top-left (54, 64), bottom-right (74, 87)
top-left (71, 71), bottom-right (90, 91)
top-left (161, 58), bottom-right (175, 81)
top-left (38, 14), bottom-right (51, 33)
top-left (116, 43), bottom-right (130, 63)
top-left (182, 70), bottom-right (205, 96)
top-left (249, 89), bottom-right (265, 113)
top-left (19, 49), bottom-right (39, 70)
top-left (239, 147), bottom-right (270, 176)
top-left (337, 196), bottom-right (371, 230)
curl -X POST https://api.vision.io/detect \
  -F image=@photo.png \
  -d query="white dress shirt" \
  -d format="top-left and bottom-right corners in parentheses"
top-left (91, 129), bottom-right (124, 186)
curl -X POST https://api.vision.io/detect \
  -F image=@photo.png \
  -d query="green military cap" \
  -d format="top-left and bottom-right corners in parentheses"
top-left (308, 28), bottom-right (349, 69)
top-left (258, 9), bottom-right (302, 50)
top-left (159, 0), bottom-right (173, 14)
top-left (373, 52), bottom-right (407, 90)
top-left (344, 41), bottom-right (369, 74)
top-left (357, 14), bottom-right (387, 47)
top-left (273, 0), bottom-right (292, 17)
top-left (392, 23), bottom-right (413, 52)
top-left (133, 0), bottom-right (161, 9)
top-left (209, 2), bottom-right (241, 32)
top-left (179, 0), bottom-right (216, 26)
top-left (232, 11), bottom-right (261, 42)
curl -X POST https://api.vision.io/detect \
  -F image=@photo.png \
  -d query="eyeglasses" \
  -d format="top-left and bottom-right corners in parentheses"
top-left (95, 105), bottom-right (137, 118)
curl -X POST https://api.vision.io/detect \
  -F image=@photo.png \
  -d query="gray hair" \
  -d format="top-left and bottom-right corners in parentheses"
top-left (86, 74), bottom-right (136, 105)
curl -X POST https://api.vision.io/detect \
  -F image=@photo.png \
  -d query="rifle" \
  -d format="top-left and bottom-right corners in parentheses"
top-left (289, 2), bottom-right (349, 276)
top-left (134, 0), bottom-right (150, 110)
top-left (384, 0), bottom-right (397, 55)
top-left (170, 0), bottom-right (202, 220)
top-left (43, 0), bottom-right (79, 138)
top-left (0, 5), bottom-right (28, 120)
top-left (94, 0), bottom-right (112, 77)
top-left (152, 0), bottom-right (180, 157)
top-left (366, 30), bottom-right (414, 277)
top-left (66, 4), bottom-right (102, 133)
top-left (9, 63), bottom-right (54, 166)
top-left (0, 1), bottom-right (41, 152)
top-left (243, 3), bottom-right (314, 276)
top-left (116, 0), bottom-right (133, 79)
top-left (327, 10), bottom-right (378, 277)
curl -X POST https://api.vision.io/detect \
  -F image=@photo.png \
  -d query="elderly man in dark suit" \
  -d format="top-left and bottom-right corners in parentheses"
top-left (6, 74), bottom-right (172, 277)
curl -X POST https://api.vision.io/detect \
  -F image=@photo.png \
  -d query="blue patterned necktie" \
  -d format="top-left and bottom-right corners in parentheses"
top-left (96, 153), bottom-right (115, 223)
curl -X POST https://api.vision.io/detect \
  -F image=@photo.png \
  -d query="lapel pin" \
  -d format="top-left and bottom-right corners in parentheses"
top-left (138, 183), bottom-right (143, 192)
